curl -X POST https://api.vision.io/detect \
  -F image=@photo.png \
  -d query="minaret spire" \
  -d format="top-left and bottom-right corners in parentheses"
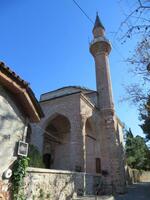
top-left (92, 13), bottom-right (105, 38)
top-left (93, 12), bottom-right (105, 31)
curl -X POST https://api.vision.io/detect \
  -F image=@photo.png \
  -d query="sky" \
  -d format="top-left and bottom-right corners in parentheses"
top-left (0, 0), bottom-right (144, 136)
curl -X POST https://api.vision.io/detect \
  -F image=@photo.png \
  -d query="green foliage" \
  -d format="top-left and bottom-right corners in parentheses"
top-left (140, 96), bottom-right (150, 141)
top-left (125, 128), bottom-right (150, 170)
top-left (28, 144), bottom-right (45, 168)
top-left (46, 193), bottom-right (51, 199)
top-left (39, 189), bottom-right (45, 200)
top-left (12, 156), bottom-right (29, 200)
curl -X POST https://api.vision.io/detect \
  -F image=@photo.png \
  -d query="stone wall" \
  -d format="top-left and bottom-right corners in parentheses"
top-left (24, 167), bottom-right (102, 200)
top-left (139, 171), bottom-right (150, 182)
top-left (0, 180), bottom-right (10, 200)
top-left (126, 167), bottom-right (150, 184)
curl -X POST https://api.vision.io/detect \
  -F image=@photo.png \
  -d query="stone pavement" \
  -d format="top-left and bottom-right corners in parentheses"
top-left (115, 182), bottom-right (150, 200)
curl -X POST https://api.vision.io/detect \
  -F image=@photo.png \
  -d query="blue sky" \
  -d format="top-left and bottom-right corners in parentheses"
top-left (0, 0), bottom-right (144, 136)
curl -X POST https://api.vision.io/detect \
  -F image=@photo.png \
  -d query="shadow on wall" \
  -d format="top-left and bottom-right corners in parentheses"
top-left (0, 87), bottom-right (25, 200)
top-left (24, 171), bottom-right (75, 200)
top-left (55, 174), bottom-right (75, 200)
top-left (43, 113), bottom-right (71, 170)
top-left (0, 87), bottom-right (25, 174)
top-left (24, 169), bottom-right (102, 200)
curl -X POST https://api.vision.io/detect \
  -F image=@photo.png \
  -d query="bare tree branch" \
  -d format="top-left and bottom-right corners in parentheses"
top-left (115, 0), bottom-right (150, 40)
top-left (138, 0), bottom-right (150, 8)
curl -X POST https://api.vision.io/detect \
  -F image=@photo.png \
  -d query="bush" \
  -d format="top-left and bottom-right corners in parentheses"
top-left (28, 144), bottom-right (45, 168)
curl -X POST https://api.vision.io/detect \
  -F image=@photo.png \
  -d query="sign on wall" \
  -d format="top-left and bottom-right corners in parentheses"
top-left (18, 141), bottom-right (29, 157)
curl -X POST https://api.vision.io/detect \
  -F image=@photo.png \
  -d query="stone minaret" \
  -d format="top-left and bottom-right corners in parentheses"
top-left (90, 14), bottom-right (114, 111)
top-left (90, 14), bottom-right (126, 193)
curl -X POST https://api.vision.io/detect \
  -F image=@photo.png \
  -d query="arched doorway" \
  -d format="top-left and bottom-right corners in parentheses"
top-left (43, 114), bottom-right (71, 170)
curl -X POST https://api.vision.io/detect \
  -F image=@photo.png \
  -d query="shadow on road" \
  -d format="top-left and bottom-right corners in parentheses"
top-left (116, 182), bottom-right (150, 200)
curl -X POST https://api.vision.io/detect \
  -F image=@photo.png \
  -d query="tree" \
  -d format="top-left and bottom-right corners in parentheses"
top-left (116, 0), bottom-right (150, 106)
top-left (125, 128), bottom-right (150, 170)
top-left (140, 96), bottom-right (150, 140)
top-left (117, 0), bottom-right (150, 42)
top-left (122, 38), bottom-right (150, 106)
top-left (117, 1), bottom-right (150, 140)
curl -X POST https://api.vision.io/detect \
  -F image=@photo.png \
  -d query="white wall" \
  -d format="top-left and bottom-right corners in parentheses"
top-left (0, 86), bottom-right (25, 178)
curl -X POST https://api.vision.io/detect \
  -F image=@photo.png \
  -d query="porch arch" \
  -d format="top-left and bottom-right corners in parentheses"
top-left (43, 113), bottom-right (71, 170)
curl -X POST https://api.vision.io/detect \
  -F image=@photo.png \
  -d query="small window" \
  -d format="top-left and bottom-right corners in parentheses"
top-left (96, 158), bottom-right (101, 173)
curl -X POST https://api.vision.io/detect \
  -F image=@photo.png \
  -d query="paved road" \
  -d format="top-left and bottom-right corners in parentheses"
top-left (116, 182), bottom-right (150, 200)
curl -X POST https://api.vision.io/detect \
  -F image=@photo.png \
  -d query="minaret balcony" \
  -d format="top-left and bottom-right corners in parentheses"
top-left (90, 36), bottom-right (111, 56)
top-left (90, 36), bottom-right (110, 46)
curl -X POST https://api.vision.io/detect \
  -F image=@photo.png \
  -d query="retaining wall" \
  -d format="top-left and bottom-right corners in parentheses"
top-left (126, 167), bottom-right (150, 184)
top-left (24, 167), bottom-right (102, 200)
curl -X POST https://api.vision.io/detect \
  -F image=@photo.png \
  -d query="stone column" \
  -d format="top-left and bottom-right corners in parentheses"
top-left (80, 114), bottom-right (87, 172)
top-left (80, 114), bottom-right (87, 195)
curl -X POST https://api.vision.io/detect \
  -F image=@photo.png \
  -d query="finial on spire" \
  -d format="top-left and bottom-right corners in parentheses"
top-left (93, 12), bottom-right (105, 31)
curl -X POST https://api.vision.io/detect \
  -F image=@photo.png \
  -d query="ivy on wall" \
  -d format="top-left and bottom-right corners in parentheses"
top-left (12, 156), bottom-right (29, 200)
top-left (11, 143), bottom-right (46, 199)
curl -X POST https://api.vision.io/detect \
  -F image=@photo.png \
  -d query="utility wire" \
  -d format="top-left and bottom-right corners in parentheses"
top-left (72, 0), bottom-right (126, 61)
top-left (111, 41), bottom-right (126, 61)
top-left (72, 0), bottom-right (94, 24)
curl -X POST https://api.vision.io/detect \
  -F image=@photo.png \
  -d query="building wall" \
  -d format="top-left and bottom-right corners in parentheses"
top-left (86, 92), bottom-right (98, 106)
top-left (0, 85), bottom-right (26, 197)
top-left (31, 91), bottom-right (125, 193)
top-left (101, 115), bottom-right (124, 193)
top-left (31, 93), bottom-right (84, 171)
top-left (31, 92), bottom-right (102, 174)
top-left (80, 97), bottom-right (101, 174)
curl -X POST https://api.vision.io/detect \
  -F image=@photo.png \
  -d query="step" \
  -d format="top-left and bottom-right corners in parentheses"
top-left (73, 195), bottom-right (115, 200)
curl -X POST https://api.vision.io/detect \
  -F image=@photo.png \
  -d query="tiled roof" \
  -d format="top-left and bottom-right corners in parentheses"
top-left (0, 61), bottom-right (29, 87)
top-left (0, 61), bottom-right (44, 121)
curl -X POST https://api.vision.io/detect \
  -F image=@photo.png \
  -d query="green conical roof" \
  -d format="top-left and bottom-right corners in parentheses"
top-left (93, 13), bottom-right (105, 30)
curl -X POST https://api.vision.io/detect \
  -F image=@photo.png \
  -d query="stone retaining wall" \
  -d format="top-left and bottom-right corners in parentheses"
top-left (126, 167), bottom-right (150, 184)
top-left (24, 167), bottom-right (102, 200)
top-left (0, 180), bottom-right (11, 200)
top-left (139, 171), bottom-right (150, 182)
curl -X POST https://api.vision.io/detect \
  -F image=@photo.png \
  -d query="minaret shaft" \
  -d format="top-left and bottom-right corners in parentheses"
top-left (94, 52), bottom-right (114, 110)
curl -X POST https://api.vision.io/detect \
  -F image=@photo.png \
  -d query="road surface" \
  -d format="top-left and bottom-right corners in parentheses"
top-left (116, 182), bottom-right (150, 200)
